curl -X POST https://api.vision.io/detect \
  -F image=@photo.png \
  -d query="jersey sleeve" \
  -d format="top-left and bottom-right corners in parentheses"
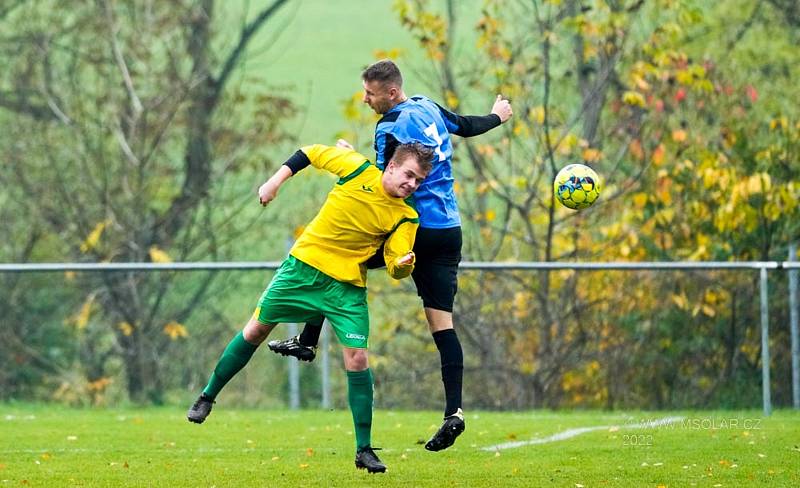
top-left (374, 126), bottom-right (400, 168)
top-left (383, 216), bottom-right (419, 279)
top-left (301, 144), bottom-right (370, 178)
top-left (434, 101), bottom-right (501, 137)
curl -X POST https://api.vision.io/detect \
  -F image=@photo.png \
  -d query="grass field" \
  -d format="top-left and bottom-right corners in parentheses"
top-left (1, 405), bottom-right (798, 487)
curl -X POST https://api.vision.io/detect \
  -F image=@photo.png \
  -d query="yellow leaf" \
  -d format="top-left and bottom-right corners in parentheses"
top-left (163, 321), bottom-right (188, 340)
top-left (633, 74), bottom-right (651, 92)
top-left (71, 295), bottom-right (96, 330)
top-left (485, 209), bottom-right (496, 222)
top-left (622, 91), bottom-right (646, 107)
top-left (477, 144), bottom-right (496, 157)
top-left (149, 246), bottom-right (172, 263)
top-left (721, 127), bottom-right (737, 148)
top-left (118, 322), bottom-right (134, 337)
top-left (652, 144), bottom-right (665, 166)
top-left (87, 377), bottom-right (112, 392)
top-left (80, 220), bottom-right (112, 253)
top-left (769, 116), bottom-right (788, 130)
top-left (582, 148), bottom-right (602, 162)
top-left (445, 90), bottom-right (459, 110)
top-left (559, 133), bottom-right (578, 156)
top-left (372, 48), bottom-right (404, 60)
top-left (672, 129), bottom-right (687, 142)
top-left (512, 121), bottom-right (530, 137)
top-left (530, 106), bottom-right (545, 125)
top-left (671, 293), bottom-right (687, 310)
top-left (629, 139), bottom-right (644, 161)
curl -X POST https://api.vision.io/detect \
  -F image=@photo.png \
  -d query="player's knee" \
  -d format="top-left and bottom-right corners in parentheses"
top-left (343, 348), bottom-right (369, 371)
top-left (242, 318), bottom-right (271, 344)
top-left (424, 307), bottom-right (454, 332)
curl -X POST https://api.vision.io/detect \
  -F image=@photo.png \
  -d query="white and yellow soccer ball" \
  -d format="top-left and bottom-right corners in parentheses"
top-left (553, 163), bottom-right (601, 210)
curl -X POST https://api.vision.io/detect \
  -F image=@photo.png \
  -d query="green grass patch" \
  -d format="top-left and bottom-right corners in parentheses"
top-left (1, 406), bottom-right (798, 486)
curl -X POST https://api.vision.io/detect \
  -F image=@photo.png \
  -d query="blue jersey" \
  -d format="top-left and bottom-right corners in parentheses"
top-left (374, 96), bottom-right (462, 229)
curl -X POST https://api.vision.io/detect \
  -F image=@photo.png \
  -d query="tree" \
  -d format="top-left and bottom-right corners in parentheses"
top-left (0, 0), bottom-right (294, 403)
top-left (385, 0), bottom-right (800, 408)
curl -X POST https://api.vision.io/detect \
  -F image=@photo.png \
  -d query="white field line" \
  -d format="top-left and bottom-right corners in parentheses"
top-left (480, 415), bottom-right (685, 451)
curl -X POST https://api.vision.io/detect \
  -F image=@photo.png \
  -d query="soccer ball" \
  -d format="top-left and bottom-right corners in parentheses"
top-left (553, 164), bottom-right (601, 210)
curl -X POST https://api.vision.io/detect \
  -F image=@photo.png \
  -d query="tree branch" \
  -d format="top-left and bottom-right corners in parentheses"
top-left (213, 0), bottom-right (290, 101)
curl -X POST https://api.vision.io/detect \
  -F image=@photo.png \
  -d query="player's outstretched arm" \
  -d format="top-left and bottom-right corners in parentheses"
top-left (435, 94), bottom-right (513, 138)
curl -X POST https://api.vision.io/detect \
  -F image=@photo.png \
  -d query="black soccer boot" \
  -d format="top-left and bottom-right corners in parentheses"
top-left (267, 335), bottom-right (317, 362)
top-left (355, 446), bottom-right (387, 473)
top-left (187, 393), bottom-right (215, 424)
top-left (424, 408), bottom-right (465, 451)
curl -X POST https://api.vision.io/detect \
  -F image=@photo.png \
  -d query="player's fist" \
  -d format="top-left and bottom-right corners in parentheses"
top-left (491, 94), bottom-right (513, 123)
top-left (258, 180), bottom-right (280, 206)
top-left (395, 251), bottom-right (415, 267)
top-left (336, 138), bottom-right (354, 150)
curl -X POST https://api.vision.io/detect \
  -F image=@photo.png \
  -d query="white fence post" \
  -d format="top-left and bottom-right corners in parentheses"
top-left (789, 243), bottom-right (799, 409)
top-left (760, 267), bottom-right (772, 416)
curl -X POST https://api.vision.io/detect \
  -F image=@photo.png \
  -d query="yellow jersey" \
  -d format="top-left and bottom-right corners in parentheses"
top-left (289, 145), bottom-right (419, 287)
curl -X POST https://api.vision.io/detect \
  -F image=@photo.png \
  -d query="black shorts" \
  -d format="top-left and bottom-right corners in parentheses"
top-left (364, 226), bottom-right (462, 312)
top-left (411, 226), bottom-right (462, 313)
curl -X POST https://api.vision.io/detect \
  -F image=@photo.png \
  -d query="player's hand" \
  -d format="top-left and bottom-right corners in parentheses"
top-left (336, 138), bottom-right (354, 150)
top-left (258, 180), bottom-right (280, 207)
top-left (395, 251), bottom-right (415, 267)
top-left (491, 94), bottom-right (513, 123)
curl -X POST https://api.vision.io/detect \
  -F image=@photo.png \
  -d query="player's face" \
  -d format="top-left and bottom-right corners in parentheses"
top-left (384, 156), bottom-right (428, 198)
top-left (362, 80), bottom-right (396, 114)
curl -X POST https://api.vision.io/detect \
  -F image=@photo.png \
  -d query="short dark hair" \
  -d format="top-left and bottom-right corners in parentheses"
top-left (390, 142), bottom-right (434, 173)
top-left (362, 59), bottom-right (403, 87)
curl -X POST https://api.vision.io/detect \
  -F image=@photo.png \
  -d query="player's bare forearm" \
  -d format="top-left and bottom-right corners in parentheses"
top-left (258, 165), bottom-right (293, 206)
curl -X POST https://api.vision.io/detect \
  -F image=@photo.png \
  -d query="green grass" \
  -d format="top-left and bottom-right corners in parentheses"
top-left (1, 406), bottom-right (799, 487)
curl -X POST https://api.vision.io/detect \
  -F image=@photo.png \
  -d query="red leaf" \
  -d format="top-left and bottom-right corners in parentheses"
top-left (746, 85), bottom-right (758, 102)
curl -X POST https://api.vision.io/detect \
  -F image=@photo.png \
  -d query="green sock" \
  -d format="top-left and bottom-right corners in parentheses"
top-left (202, 331), bottom-right (258, 399)
top-left (347, 369), bottom-right (374, 450)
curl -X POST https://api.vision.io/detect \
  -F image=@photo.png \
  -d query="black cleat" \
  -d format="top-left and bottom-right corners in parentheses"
top-left (355, 446), bottom-right (387, 473)
top-left (267, 335), bottom-right (317, 362)
top-left (425, 408), bottom-right (465, 452)
top-left (187, 393), bottom-right (214, 424)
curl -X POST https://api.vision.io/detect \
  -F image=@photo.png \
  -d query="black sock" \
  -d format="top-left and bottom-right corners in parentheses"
top-left (298, 317), bottom-right (324, 347)
top-left (432, 329), bottom-right (463, 417)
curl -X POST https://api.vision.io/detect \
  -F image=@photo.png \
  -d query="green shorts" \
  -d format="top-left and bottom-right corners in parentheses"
top-left (253, 255), bottom-right (369, 349)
